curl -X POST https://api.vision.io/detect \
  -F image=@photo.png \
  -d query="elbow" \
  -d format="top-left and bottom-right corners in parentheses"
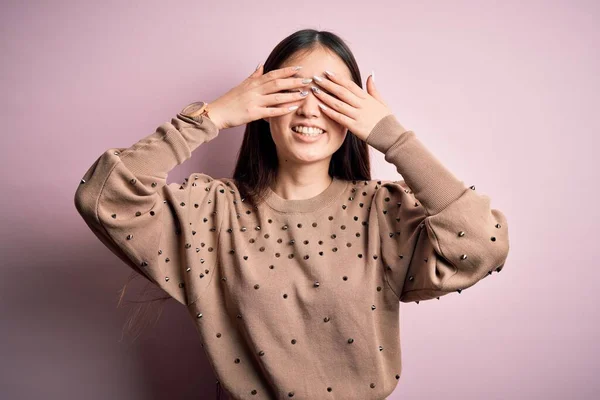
top-left (74, 178), bottom-right (99, 224)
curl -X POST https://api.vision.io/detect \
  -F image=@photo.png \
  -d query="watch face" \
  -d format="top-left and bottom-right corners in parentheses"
top-left (184, 101), bottom-right (206, 116)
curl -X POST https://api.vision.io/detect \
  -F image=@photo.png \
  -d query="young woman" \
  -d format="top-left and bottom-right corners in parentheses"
top-left (75, 29), bottom-right (510, 400)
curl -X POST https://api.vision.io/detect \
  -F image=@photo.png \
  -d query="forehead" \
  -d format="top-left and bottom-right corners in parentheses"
top-left (282, 47), bottom-right (352, 79)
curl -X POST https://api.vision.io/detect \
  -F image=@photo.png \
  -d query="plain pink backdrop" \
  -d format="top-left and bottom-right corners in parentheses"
top-left (1, 0), bottom-right (598, 399)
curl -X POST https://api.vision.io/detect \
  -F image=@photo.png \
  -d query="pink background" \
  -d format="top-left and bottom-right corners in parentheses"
top-left (1, 0), bottom-right (598, 399)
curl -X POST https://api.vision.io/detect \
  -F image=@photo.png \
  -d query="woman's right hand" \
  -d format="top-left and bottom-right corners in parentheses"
top-left (206, 64), bottom-right (312, 130)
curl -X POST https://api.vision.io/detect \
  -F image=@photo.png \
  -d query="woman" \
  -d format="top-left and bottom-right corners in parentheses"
top-left (74, 29), bottom-right (510, 400)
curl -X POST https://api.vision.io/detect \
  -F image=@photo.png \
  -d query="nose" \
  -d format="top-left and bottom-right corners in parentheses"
top-left (296, 87), bottom-right (323, 118)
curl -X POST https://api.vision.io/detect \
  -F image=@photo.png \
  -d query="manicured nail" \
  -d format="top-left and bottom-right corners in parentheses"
top-left (289, 105), bottom-right (299, 111)
top-left (301, 78), bottom-right (313, 84)
top-left (256, 62), bottom-right (262, 71)
top-left (371, 70), bottom-right (375, 82)
top-left (324, 70), bottom-right (335, 77)
top-left (300, 90), bottom-right (309, 97)
top-left (293, 66), bottom-right (302, 70)
top-left (318, 104), bottom-right (327, 111)
top-left (311, 86), bottom-right (320, 94)
top-left (312, 75), bottom-right (323, 82)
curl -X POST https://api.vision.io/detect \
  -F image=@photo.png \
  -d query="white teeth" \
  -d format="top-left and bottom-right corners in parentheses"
top-left (292, 126), bottom-right (324, 135)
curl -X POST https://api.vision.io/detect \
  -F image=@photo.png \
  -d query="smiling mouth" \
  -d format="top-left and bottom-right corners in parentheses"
top-left (291, 126), bottom-right (326, 136)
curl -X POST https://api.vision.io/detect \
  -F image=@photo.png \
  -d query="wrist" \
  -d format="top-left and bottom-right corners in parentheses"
top-left (207, 102), bottom-right (225, 130)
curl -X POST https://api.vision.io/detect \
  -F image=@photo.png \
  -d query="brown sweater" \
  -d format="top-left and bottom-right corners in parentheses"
top-left (74, 106), bottom-right (510, 400)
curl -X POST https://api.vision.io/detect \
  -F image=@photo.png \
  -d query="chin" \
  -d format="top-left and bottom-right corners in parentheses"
top-left (292, 148), bottom-right (333, 162)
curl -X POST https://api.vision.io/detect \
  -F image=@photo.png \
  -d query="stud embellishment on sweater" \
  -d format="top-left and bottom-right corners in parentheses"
top-left (130, 178), bottom-right (136, 185)
top-left (460, 254), bottom-right (468, 260)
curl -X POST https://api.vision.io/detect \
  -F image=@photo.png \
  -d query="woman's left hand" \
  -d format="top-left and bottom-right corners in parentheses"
top-left (311, 70), bottom-right (393, 141)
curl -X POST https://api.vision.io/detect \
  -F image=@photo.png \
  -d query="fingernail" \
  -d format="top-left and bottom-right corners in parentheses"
top-left (256, 62), bottom-right (262, 71)
top-left (318, 104), bottom-right (327, 111)
top-left (289, 105), bottom-right (299, 110)
top-left (324, 70), bottom-right (335, 77)
top-left (300, 90), bottom-right (309, 97)
top-left (301, 78), bottom-right (313, 84)
top-left (311, 86), bottom-right (320, 94)
top-left (371, 70), bottom-right (375, 82)
top-left (312, 75), bottom-right (323, 82)
top-left (293, 66), bottom-right (303, 70)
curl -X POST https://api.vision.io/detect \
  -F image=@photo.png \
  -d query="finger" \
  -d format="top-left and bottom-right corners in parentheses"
top-left (310, 86), bottom-right (358, 119)
top-left (316, 102), bottom-right (355, 128)
top-left (256, 65), bottom-right (303, 85)
top-left (261, 90), bottom-right (309, 106)
top-left (261, 105), bottom-right (301, 118)
top-left (322, 70), bottom-right (367, 100)
top-left (261, 76), bottom-right (313, 94)
top-left (366, 74), bottom-right (385, 104)
top-left (311, 75), bottom-right (363, 108)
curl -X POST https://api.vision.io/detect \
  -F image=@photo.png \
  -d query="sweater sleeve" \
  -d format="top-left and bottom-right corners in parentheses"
top-left (74, 109), bottom-right (225, 306)
top-left (366, 115), bottom-right (510, 303)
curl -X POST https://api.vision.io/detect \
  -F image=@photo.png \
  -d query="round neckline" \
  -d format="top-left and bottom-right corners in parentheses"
top-left (264, 176), bottom-right (349, 213)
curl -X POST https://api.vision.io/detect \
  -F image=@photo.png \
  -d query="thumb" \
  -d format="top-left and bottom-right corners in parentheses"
top-left (366, 72), bottom-right (384, 103)
top-left (251, 62), bottom-right (264, 77)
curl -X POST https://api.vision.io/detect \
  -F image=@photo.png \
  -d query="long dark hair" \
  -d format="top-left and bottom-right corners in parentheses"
top-left (120, 29), bottom-right (371, 341)
top-left (232, 28), bottom-right (371, 207)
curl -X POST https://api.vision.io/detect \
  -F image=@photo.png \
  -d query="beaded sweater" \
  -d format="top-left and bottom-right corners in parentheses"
top-left (74, 105), bottom-right (510, 400)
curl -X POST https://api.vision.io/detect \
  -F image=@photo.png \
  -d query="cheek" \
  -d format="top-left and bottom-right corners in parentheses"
top-left (330, 126), bottom-right (348, 142)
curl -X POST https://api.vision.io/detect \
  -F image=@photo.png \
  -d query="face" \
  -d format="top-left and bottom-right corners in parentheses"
top-left (265, 47), bottom-right (351, 167)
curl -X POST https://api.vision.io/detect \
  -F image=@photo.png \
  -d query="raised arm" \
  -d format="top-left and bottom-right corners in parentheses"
top-left (367, 115), bottom-right (510, 303)
top-left (74, 108), bottom-right (224, 305)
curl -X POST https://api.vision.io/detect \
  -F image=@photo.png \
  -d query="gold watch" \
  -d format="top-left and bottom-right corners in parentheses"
top-left (180, 101), bottom-right (210, 122)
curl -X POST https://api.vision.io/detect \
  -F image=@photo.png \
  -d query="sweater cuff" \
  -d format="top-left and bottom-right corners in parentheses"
top-left (366, 114), bottom-right (409, 154)
top-left (366, 114), bottom-right (467, 215)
